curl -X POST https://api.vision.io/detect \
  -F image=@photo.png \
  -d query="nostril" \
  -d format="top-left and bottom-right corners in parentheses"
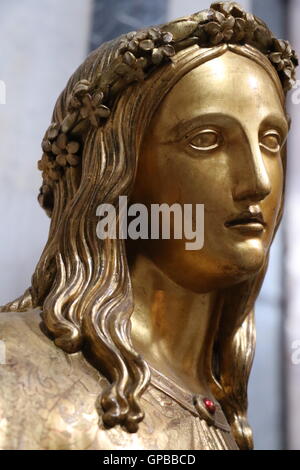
top-left (233, 165), bottom-right (271, 202)
top-left (233, 183), bottom-right (271, 203)
top-left (255, 180), bottom-right (272, 201)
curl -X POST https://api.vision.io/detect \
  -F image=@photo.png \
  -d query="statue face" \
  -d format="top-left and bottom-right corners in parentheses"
top-left (133, 51), bottom-right (288, 292)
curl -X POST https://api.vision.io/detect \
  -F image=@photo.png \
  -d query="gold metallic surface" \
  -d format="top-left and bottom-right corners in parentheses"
top-left (0, 2), bottom-right (297, 450)
top-left (0, 310), bottom-right (237, 450)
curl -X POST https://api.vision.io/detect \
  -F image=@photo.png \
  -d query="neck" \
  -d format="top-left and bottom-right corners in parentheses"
top-left (129, 253), bottom-right (221, 396)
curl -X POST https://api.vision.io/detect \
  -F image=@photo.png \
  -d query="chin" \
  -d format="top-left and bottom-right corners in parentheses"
top-left (229, 241), bottom-right (267, 277)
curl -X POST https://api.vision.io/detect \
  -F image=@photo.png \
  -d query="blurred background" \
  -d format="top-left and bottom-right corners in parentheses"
top-left (0, 0), bottom-right (299, 450)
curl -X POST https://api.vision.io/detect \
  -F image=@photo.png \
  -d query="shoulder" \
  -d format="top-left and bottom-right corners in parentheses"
top-left (0, 308), bottom-right (47, 350)
top-left (0, 308), bottom-right (99, 380)
top-left (0, 309), bottom-right (73, 372)
top-left (0, 307), bottom-right (107, 388)
top-left (0, 309), bottom-right (174, 450)
top-left (0, 309), bottom-right (109, 449)
top-left (0, 310), bottom-right (237, 450)
top-left (0, 309), bottom-right (51, 371)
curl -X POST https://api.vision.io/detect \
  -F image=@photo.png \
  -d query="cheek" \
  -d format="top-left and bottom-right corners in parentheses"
top-left (269, 157), bottom-right (284, 204)
top-left (149, 150), bottom-right (192, 203)
top-left (263, 158), bottom-right (284, 228)
top-left (157, 148), bottom-right (228, 206)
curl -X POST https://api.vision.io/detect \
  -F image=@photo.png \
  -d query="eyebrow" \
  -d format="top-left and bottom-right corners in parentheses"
top-left (170, 113), bottom-right (227, 139)
top-left (260, 113), bottom-right (290, 135)
top-left (167, 112), bottom-right (289, 142)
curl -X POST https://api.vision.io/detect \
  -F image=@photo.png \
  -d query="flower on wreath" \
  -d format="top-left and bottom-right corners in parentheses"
top-left (38, 123), bottom-right (81, 181)
top-left (114, 54), bottom-right (148, 82)
top-left (78, 92), bottom-right (110, 126)
top-left (38, 153), bottom-right (61, 182)
top-left (204, 11), bottom-right (235, 45)
top-left (38, 123), bottom-right (60, 181)
top-left (119, 28), bottom-right (175, 67)
top-left (269, 39), bottom-right (298, 81)
top-left (210, 2), bottom-right (247, 18)
top-left (68, 80), bottom-right (110, 127)
top-left (48, 133), bottom-right (80, 168)
top-left (233, 13), bottom-right (257, 42)
top-left (68, 80), bottom-right (92, 110)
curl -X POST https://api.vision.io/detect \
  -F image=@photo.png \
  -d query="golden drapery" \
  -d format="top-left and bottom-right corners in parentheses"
top-left (0, 310), bottom-right (237, 450)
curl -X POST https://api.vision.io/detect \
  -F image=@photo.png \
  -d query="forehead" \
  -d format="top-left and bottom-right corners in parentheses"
top-left (152, 51), bottom-right (287, 136)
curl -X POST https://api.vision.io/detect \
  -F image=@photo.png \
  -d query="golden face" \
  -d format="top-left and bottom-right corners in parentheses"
top-left (132, 51), bottom-right (288, 293)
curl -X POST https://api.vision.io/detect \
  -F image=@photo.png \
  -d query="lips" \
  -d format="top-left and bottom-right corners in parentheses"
top-left (225, 210), bottom-right (266, 233)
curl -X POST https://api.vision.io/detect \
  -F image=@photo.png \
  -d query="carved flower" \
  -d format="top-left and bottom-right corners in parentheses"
top-left (45, 122), bottom-right (60, 140)
top-left (38, 153), bottom-right (61, 182)
top-left (152, 40), bottom-right (176, 65)
top-left (119, 28), bottom-right (175, 67)
top-left (268, 39), bottom-right (299, 90)
top-left (67, 80), bottom-right (110, 127)
top-left (204, 12), bottom-right (235, 45)
top-left (38, 125), bottom-right (81, 181)
top-left (78, 92), bottom-right (110, 126)
top-left (211, 2), bottom-right (246, 18)
top-left (233, 13), bottom-right (256, 42)
top-left (68, 79), bottom-right (92, 110)
top-left (38, 124), bottom-right (62, 181)
top-left (270, 40), bottom-right (296, 76)
top-left (50, 133), bottom-right (80, 168)
top-left (115, 54), bottom-right (148, 82)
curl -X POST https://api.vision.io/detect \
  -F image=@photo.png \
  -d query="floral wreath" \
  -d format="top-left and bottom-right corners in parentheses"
top-left (38, 1), bottom-right (298, 212)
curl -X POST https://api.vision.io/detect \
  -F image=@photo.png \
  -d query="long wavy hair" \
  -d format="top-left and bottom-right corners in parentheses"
top-left (1, 38), bottom-right (287, 450)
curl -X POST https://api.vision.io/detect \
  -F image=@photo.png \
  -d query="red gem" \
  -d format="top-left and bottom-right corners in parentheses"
top-left (203, 398), bottom-right (216, 414)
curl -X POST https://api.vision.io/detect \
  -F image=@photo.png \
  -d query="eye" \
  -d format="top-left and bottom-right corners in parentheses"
top-left (260, 130), bottom-right (282, 153)
top-left (188, 129), bottom-right (221, 151)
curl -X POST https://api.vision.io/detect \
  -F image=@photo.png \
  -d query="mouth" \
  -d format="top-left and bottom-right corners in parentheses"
top-left (225, 211), bottom-right (266, 234)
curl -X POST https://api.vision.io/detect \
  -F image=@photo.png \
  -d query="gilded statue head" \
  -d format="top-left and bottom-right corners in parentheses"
top-left (2, 1), bottom-right (298, 450)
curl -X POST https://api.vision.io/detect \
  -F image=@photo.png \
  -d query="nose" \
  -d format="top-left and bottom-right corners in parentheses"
top-left (232, 136), bottom-right (272, 203)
